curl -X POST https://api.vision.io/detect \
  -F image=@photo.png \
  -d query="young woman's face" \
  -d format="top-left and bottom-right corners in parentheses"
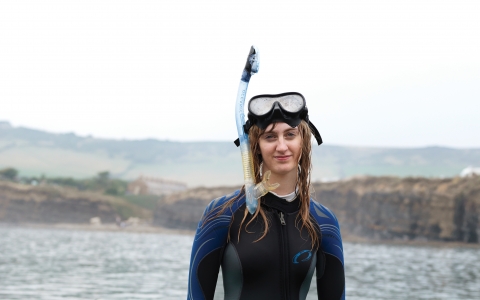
top-left (258, 122), bottom-right (302, 178)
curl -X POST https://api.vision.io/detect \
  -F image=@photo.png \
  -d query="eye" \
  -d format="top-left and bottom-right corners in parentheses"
top-left (263, 134), bottom-right (276, 141)
top-left (285, 131), bottom-right (298, 139)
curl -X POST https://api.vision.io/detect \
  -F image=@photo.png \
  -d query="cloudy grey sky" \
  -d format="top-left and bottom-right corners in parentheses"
top-left (1, 0), bottom-right (479, 148)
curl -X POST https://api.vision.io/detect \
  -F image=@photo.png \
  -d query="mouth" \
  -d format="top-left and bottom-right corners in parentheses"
top-left (274, 155), bottom-right (292, 161)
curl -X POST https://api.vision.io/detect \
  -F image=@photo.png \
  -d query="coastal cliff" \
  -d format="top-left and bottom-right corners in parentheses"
top-left (0, 181), bottom-right (150, 224)
top-left (311, 176), bottom-right (480, 243)
top-left (153, 186), bottom-right (238, 230)
top-left (2, 176), bottom-right (479, 244)
top-left (153, 176), bottom-right (480, 243)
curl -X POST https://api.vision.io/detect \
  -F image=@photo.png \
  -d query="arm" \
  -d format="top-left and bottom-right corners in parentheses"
top-left (187, 191), bottom-right (241, 300)
top-left (310, 201), bottom-right (346, 300)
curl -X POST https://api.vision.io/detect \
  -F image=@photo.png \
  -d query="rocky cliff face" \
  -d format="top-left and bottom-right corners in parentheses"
top-left (153, 186), bottom-right (240, 230)
top-left (153, 176), bottom-right (480, 243)
top-left (311, 176), bottom-right (479, 243)
top-left (0, 182), bottom-right (149, 224)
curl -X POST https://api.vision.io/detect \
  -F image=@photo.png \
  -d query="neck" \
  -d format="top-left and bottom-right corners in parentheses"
top-left (262, 167), bottom-right (297, 195)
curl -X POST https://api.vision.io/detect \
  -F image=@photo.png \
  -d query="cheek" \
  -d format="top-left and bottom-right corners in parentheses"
top-left (258, 141), bottom-right (268, 158)
top-left (258, 143), bottom-right (277, 162)
top-left (260, 145), bottom-right (272, 157)
top-left (295, 147), bottom-right (302, 160)
top-left (293, 140), bottom-right (303, 160)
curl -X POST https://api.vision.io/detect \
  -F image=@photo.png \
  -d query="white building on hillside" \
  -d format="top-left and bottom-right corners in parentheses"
top-left (460, 166), bottom-right (480, 177)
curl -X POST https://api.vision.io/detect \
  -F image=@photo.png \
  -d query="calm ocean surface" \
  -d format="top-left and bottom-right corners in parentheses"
top-left (0, 227), bottom-right (479, 300)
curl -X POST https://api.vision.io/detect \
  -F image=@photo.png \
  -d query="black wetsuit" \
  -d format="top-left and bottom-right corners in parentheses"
top-left (187, 190), bottom-right (345, 300)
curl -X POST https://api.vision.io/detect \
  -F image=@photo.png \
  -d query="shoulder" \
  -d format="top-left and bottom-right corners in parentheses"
top-left (194, 189), bottom-right (245, 243)
top-left (202, 189), bottom-right (245, 220)
top-left (309, 198), bottom-right (340, 226)
top-left (309, 198), bottom-right (344, 265)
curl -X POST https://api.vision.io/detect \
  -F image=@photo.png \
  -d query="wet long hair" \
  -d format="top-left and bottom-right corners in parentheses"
top-left (204, 120), bottom-right (319, 249)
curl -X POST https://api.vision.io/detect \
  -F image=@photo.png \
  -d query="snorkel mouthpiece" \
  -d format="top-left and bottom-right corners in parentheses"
top-left (236, 46), bottom-right (279, 214)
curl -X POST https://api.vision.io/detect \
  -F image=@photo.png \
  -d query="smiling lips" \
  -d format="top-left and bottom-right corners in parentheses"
top-left (274, 155), bottom-right (292, 161)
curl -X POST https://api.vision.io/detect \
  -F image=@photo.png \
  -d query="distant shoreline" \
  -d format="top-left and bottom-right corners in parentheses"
top-left (0, 222), bottom-right (194, 236)
top-left (2, 222), bottom-right (479, 249)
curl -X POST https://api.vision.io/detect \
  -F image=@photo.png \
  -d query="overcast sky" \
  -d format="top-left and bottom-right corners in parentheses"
top-left (1, 0), bottom-right (479, 148)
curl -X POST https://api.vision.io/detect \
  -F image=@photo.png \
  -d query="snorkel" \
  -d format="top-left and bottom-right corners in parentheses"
top-left (235, 46), bottom-right (280, 215)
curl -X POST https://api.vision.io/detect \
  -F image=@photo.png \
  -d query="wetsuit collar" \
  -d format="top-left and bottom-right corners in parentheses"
top-left (270, 189), bottom-right (298, 202)
top-left (261, 192), bottom-right (300, 213)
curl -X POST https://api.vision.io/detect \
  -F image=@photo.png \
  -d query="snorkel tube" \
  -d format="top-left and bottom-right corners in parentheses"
top-left (236, 46), bottom-right (280, 214)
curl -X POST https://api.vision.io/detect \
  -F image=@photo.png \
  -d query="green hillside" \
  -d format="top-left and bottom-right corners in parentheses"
top-left (1, 121), bottom-right (479, 187)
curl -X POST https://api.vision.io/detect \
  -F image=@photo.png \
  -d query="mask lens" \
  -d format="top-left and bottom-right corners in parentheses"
top-left (276, 94), bottom-right (304, 113)
top-left (249, 97), bottom-right (277, 115)
top-left (249, 94), bottom-right (305, 116)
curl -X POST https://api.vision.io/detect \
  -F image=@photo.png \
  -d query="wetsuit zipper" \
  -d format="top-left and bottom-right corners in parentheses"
top-left (277, 210), bottom-right (289, 300)
top-left (279, 212), bottom-right (286, 225)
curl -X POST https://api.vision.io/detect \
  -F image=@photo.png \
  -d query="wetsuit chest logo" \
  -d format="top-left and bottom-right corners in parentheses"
top-left (292, 250), bottom-right (312, 264)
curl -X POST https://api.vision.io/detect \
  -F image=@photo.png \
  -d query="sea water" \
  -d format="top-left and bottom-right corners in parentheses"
top-left (0, 227), bottom-right (479, 300)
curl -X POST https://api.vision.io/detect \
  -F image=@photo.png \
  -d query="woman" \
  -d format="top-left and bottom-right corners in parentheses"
top-left (187, 93), bottom-right (345, 300)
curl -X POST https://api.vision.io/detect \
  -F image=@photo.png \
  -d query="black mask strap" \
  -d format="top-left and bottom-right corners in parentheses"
top-left (233, 120), bottom-right (253, 147)
top-left (308, 121), bottom-right (323, 145)
top-left (235, 120), bottom-right (322, 147)
top-left (243, 120), bottom-right (253, 135)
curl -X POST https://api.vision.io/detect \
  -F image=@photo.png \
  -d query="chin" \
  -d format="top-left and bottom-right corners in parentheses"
top-left (270, 165), bottom-right (297, 176)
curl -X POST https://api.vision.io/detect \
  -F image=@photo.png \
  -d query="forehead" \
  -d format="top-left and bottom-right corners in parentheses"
top-left (264, 122), bottom-right (297, 133)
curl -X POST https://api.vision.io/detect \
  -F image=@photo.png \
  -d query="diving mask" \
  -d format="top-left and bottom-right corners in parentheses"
top-left (234, 92), bottom-right (323, 146)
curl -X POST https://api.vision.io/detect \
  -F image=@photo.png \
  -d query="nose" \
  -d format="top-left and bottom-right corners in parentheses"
top-left (276, 136), bottom-right (288, 152)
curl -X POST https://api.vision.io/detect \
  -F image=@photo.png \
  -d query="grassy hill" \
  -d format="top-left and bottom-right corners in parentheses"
top-left (1, 121), bottom-right (479, 187)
